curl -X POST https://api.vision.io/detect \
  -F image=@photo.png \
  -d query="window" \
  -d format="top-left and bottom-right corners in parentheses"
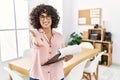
top-left (0, 0), bottom-right (30, 61)
top-left (47, 0), bottom-right (63, 34)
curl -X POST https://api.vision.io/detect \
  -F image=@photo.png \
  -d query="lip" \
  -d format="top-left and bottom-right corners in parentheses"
top-left (43, 22), bottom-right (49, 25)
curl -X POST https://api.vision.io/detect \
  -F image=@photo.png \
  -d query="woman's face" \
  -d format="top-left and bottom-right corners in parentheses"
top-left (39, 13), bottom-right (52, 29)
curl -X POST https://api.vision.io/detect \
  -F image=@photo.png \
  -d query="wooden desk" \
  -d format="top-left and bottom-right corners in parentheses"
top-left (9, 48), bottom-right (100, 77)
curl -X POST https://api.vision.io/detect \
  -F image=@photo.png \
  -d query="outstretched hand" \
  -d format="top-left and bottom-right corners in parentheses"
top-left (30, 29), bottom-right (43, 46)
top-left (30, 29), bottom-right (37, 37)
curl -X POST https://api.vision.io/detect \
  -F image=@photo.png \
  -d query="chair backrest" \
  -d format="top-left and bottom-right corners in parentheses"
top-left (84, 51), bottom-right (105, 73)
top-left (65, 59), bottom-right (88, 80)
top-left (23, 48), bottom-right (34, 57)
top-left (79, 42), bottom-right (94, 49)
top-left (79, 42), bottom-right (94, 60)
top-left (4, 67), bottom-right (28, 80)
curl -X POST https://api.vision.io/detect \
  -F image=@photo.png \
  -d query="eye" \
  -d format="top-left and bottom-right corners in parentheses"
top-left (40, 15), bottom-right (51, 20)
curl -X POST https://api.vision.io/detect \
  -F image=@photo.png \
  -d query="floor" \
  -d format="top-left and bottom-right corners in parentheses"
top-left (0, 61), bottom-right (9, 80)
top-left (84, 64), bottom-right (120, 80)
top-left (0, 62), bottom-right (120, 80)
top-left (98, 64), bottom-right (120, 80)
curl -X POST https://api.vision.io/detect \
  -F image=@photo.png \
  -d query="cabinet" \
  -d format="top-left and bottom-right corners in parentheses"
top-left (82, 28), bottom-right (112, 66)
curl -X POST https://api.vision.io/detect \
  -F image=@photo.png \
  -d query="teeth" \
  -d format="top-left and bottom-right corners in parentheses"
top-left (44, 22), bottom-right (49, 25)
top-left (44, 23), bottom-right (48, 25)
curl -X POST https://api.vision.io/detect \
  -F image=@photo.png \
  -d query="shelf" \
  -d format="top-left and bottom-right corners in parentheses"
top-left (82, 28), bottom-right (112, 67)
top-left (103, 53), bottom-right (110, 56)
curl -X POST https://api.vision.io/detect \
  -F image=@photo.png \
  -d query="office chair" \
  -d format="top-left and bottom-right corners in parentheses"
top-left (65, 59), bottom-right (88, 80)
top-left (83, 51), bottom-right (106, 80)
top-left (79, 42), bottom-right (94, 49)
top-left (4, 67), bottom-right (28, 80)
top-left (79, 42), bottom-right (95, 61)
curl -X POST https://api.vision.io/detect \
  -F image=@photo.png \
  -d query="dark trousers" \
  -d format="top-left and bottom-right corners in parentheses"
top-left (29, 77), bottom-right (64, 80)
top-left (30, 77), bottom-right (39, 80)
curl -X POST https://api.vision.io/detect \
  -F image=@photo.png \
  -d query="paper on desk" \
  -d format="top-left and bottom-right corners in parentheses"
top-left (58, 44), bottom-right (81, 58)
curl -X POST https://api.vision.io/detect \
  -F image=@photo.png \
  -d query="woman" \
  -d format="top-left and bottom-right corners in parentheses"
top-left (29, 4), bottom-right (72, 80)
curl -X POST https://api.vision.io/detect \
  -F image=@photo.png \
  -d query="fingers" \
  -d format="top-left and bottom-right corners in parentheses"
top-left (29, 29), bottom-right (36, 37)
top-left (29, 29), bottom-right (43, 46)
top-left (64, 55), bottom-right (73, 62)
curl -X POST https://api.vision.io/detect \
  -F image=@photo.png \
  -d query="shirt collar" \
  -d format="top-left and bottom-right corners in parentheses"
top-left (38, 28), bottom-right (56, 35)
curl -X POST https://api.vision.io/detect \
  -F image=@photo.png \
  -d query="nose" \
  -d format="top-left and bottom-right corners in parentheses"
top-left (44, 17), bottom-right (48, 21)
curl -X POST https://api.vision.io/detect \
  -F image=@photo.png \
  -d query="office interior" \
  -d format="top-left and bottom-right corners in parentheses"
top-left (0, 0), bottom-right (120, 80)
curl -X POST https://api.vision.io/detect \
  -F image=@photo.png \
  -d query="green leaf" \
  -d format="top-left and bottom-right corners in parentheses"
top-left (67, 32), bottom-right (83, 45)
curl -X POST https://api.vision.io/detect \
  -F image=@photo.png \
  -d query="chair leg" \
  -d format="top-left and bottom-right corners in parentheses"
top-left (83, 72), bottom-right (91, 80)
top-left (89, 73), bottom-right (91, 80)
top-left (83, 73), bottom-right (87, 79)
top-left (96, 65), bottom-right (99, 80)
top-left (93, 72), bottom-right (97, 80)
top-left (83, 73), bottom-right (88, 80)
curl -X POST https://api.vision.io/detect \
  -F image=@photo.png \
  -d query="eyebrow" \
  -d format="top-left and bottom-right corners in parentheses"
top-left (40, 14), bottom-right (46, 16)
top-left (40, 13), bottom-right (51, 16)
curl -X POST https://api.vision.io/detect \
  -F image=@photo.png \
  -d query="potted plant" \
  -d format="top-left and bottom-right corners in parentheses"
top-left (67, 32), bottom-right (83, 45)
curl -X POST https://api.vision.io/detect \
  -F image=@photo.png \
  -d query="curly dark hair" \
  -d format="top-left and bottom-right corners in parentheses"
top-left (30, 4), bottom-right (60, 30)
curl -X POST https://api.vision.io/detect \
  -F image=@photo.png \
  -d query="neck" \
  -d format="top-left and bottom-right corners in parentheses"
top-left (42, 28), bottom-right (52, 34)
top-left (42, 28), bottom-right (52, 41)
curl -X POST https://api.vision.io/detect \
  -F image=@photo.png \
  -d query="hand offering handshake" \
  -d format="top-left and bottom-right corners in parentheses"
top-left (30, 29), bottom-right (43, 46)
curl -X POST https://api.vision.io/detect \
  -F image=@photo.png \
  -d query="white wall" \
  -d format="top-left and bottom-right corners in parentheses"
top-left (63, 0), bottom-right (120, 64)
top-left (28, 0), bottom-right (47, 14)
top-left (63, 0), bottom-right (73, 43)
